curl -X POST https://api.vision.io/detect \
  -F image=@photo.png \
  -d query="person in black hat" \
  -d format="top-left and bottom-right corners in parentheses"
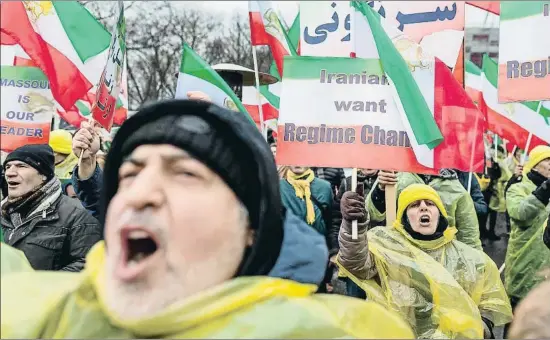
top-left (2, 100), bottom-right (416, 338)
top-left (1, 144), bottom-right (101, 271)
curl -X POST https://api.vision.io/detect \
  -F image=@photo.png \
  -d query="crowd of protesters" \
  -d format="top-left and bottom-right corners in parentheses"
top-left (1, 95), bottom-right (549, 339)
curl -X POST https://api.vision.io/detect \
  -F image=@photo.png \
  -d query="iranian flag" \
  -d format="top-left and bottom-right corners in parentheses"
top-left (466, 1), bottom-right (500, 15)
top-left (59, 89), bottom-right (128, 128)
top-left (3, 41), bottom-right (128, 129)
top-left (243, 12), bottom-right (300, 126)
top-left (174, 44), bottom-right (254, 125)
top-left (242, 85), bottom-right (280, 124)
top-left (480, 55), bottom-right (550, 149)
top-left (0, 1), bottom-right (112, 111)
top-left (465, 60), bottom-right (482, 104)
top-left (498, 1), bottom-right (550, 102)
top-left (352, 1), bottom-right (485, 171)
top-left (249, 0), bottom-right (296, 76)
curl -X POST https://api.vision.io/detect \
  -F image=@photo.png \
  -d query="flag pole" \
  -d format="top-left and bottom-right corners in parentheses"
top-left (521, 102), bottom-right (542, 165)
top-left (351, 168), bottom-right (358, 240)
top-left (251, 46), bottom-right (267, 141)
top-left (467, 112), bottom-right (481, 194)
top-left (521, 133), bottom-right (533, 165)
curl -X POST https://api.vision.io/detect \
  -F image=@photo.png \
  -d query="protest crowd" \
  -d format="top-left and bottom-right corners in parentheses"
top-left (1, 1), bottom-right (550, 339)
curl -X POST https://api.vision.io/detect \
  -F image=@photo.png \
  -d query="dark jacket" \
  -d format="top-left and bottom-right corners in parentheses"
top-left (456, 170), bottom-right (488, 216)
top-left (330, 173), bottom-right (379, 256)
top-left (72, 164), bottom-right (103, 219)
top-left (269, 210), bottom-right (329, 286)
top-left (0, 167), bottom-right (7, 200)
top-left (1, 192), bottom-right (101, 271)
top-left (312, 167), bottom-right (345, 195)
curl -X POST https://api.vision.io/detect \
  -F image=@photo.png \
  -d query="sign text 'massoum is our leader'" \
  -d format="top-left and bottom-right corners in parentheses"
top-left (507, 4), bottom-right (550, 80)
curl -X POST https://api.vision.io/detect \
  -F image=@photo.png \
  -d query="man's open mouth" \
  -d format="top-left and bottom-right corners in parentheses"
top-left (118, 228), bottom-right (160, 280)
top-left (6, 180), bottom-right (20, 188)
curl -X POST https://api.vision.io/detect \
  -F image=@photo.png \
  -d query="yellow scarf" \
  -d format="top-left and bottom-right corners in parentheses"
top-left (286, 169), bottom-right (316, 224)
top-left (54, 152), bottom-right (79, 180)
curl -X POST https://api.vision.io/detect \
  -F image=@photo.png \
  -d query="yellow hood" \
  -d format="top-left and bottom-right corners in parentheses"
top-left (49, 129), bottom-right (73, 155)
top-left (524, 145), bottom-right (550, 175)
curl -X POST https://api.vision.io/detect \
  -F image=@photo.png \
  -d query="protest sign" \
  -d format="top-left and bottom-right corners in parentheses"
top-left (299, 1), bottom-right (464, 67)
top-left (300, 1), bottom-right (353, 57)
top-left (277, 56), bottom-right (435, 173)
top-left (277, 55), bottom-right (484, 173)
top-left (498, 1), bottom-right (550, 102)
top-left (91, 1), bottom-right (126, 131)
top-left (1, 66), bottom-right (53, 152)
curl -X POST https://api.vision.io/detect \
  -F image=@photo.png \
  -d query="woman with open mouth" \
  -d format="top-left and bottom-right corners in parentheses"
top-left (337, 184), bottom-right (513, 339)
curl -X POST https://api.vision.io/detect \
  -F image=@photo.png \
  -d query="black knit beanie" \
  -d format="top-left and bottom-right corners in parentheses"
top-left (100, 99), bottom-right (284, 277)
top-left (3, 144), bottom-right (55, 181)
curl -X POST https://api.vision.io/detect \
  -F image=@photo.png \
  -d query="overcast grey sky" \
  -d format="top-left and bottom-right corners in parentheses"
top-left (181, 1), bottom-right (499, 28)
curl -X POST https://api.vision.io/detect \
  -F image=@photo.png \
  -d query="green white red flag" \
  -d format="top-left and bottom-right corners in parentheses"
top-left (248, 0), bottom-right (296, 76)
top-left (175, 44), bottom-right (254, 125)
top-left (479, 55), bottom-right (550, 149)
top-left (90, 1), bottom-right (126, 132)
top-left (1, 1), bottom-right (109, 110)
top-left (352, 1), bottom-right (485, 171)
top-left (0, 1), bottom-right (128, 128)
top-left (277, 3), bottom-right (485, 173)
top-left (465, 60), bottom-right (482, 104)
top-left (243, 12), bottom-right (300, 127)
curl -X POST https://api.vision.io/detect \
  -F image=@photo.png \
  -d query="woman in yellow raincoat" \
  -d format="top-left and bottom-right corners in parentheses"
top-left (338, 184), bottom-right (512, 339)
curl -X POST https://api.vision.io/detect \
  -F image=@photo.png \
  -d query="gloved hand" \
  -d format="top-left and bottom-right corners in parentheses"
top-left (340, 191), bottom-right (367, 223)
top-left (533, 178), bottom-right (550, 205)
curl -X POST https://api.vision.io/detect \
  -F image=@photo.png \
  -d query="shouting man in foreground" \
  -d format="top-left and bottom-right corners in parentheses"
top-left (1, 100), bottom-right (413, 338)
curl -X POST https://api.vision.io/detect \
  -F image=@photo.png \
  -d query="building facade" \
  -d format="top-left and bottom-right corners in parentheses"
top-left (465, 27), bottom-right (499, 67)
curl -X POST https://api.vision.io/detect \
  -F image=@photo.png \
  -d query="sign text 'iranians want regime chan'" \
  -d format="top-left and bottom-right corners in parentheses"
top-left (283, 123), bottom-right (411, 147)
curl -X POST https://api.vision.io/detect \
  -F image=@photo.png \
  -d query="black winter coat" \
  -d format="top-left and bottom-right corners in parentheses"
top-left (312, 167), bottom-right (345, 196)
top-left (1, 194), bottom-right (101, 271)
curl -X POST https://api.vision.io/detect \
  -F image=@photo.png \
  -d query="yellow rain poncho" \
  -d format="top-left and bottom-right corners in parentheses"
top-left (1, 242), bottom-right (414, 339)
top-left (1, 244), bottom-right (33, 278)
top-left (339, 184), bottom-right (512, 339)
top-left (53, 152), bottom-right (78, 180)
top-left (367, 172), bottom-right (482, 250)
top-left (49, 129), bottom-right (78, 180)
top-left (505, 146), bottom-right (550, 300)
top-left (489, 159), bottom-right (512, 212)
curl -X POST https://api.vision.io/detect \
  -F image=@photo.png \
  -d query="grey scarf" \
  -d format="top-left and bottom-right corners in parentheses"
top-left (2, 177), bottom-right (61, 227)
